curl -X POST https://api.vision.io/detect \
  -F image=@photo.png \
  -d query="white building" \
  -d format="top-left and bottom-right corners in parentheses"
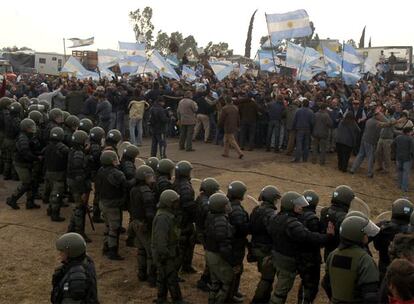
top-left (35, 52), bottom-right (66, 75)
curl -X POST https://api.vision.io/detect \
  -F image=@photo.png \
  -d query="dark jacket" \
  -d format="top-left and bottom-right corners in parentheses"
top-left (313, 110), bottom-right (333, 139)
top-left (66, 90), bottom-right (87, 116)
top-left (267, 100), bottom-right (286, 121)
top-left (238, 98), bottom-right (258, 124)
top-left (149, 102), bottom-right (169, 133)
top-left (336, 120), bottom-right (361, 148)
top-left (394, 134), bottom-right (414, 162)
top-left (292, 107), bottom-right (315, 132)
top-left (218, 104), bottom-right (240, 134)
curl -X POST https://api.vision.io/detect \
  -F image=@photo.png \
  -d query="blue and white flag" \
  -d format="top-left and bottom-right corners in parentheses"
top-left (148, 50), bottom-right (180, 80)
top-left (62, 56), bottom-right (99, 80)
top-left (238, 63), bottom-right (247, 77)
top-left (299, 47), bottom-right (325, 80)
top-left (208, 60), bottom-right (234, 81)
top-left (118, 55), bottom-right (147, 74)
top-left (286, 42), bottom-right (305, 69)
top-left (265, 10), bottom-right (312, 41)
top-left (258, 50), bottom-right (280, 72)
top-left (118, 41), bottom-right (146, 56)
top-left (323, 47), bottom-right (342, 77)
top-left (98, 65), bottom-right (115, 79)
top-left (166, 54), bottom-right (180, 68)
top-left (98, 49), bottom-right (124, 68)
top-left (182, 65), bottom-right (197, 82)
top-left (343, 44), bottom-right (363, 65)
top-left (68, 37), bottom-right (94, 48)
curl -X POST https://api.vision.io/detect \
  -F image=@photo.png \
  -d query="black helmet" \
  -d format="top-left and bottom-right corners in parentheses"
top-left (20, 118), bottom-right (36, 133)
top-left (391, 198), bottom-right (414, 223)
top-left (340, 216), bottom-right (380, 243)
top-left (200, 178), bottom-right (220, 196)
top-left (208, 193), bottom-right (230, 213)
top-left (55, 232), bottom-right (86, 258)
top-left (227, 181), bottom-right (247, 200)
top-left (49, 108), bottom-right (63, 122)
top-left (65, 115), bottom-right (80, 130)
top-left (71, 130), bottom-right (88, 146)
top-left (281, 191), bottom-right (309, 212)
top-left (157, 159), bottom-right (175, 175)
top-left (135, 165), bottom-right (155, 181)
top-left (50, 127), bottom-right (65, 142)
top-left (159, 190), bottom-right (180, 209)
top-left (106, 129), bottom-right (122, 145)
top-left (89, 127), bottom-right (105, 142)
top-left (79, 118), bottom-right (93, 133)
top-left (146, 157), bottom-right (160, 172)
top-left (303, 190), bottom-right (319, 207)
top-left (28, 110), bottom-right (43, 125)
top-left (332, 185), bottom-right (355, 207)
top-left (100, 150), bottom-right (119, 166)
top-left (259, 185), bottom-right (281, 203)
top-left (9, 102), bottom-right (22, 114)
top-left (175, 160), bottom-right (193, 178)
top-left (123, 144), bottom-right (140, 159)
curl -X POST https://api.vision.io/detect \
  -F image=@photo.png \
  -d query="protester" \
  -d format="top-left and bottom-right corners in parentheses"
top-left (219, 96), bottom-right (244, 159)
top-left (177, 91), bottom-right (197, 152)
top-left (128, 88), bottom-right (149, 146)
top-left (393, 127), bottom-right (414, 193)
top-left (336, 111), bottom-right (360, 172)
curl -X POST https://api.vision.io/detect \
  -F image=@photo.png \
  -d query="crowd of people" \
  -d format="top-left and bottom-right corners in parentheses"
top-left (1, 68), bottom-right (414, 304)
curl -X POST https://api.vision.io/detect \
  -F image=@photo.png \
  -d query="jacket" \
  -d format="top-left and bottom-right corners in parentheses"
top-left (128, 100), bottom-right (149, 120)
top-left (218, 104), bottom-right (240, 134)
top-left (313, 110), bottom-right (333, 139)
top-left (336, 121), bottom-right (361, 148)
top-left (177, 98), bottom-right (198, 125)
top-left (292, 107), bottom-right (315, 132)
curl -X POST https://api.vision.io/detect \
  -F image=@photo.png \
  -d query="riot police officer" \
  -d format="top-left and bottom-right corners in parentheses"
top-left (297, 190), bottom-right (322, 304)
top-left (63, 115), bottom-right (80, 147)
top-left (146, 156), bottom-right (160, 173)
top-left (51, 232), bottom-right (98, 304)
top-left (129, 165), bottom-right (157, 285)
top-left (152, 190), bottom-right (188, 304)
top-left (320, 185), bottom-right (355, 260)
top-left (0, 97), bottom-right (12, 175)
top-left (43, 108), bottom-right (64, 143)
top-left (173, 160), bottom-right (197, 273)
top-left (195, 177), bottom-right (220, 292)
top-left (374, 198), bottom-right (414, 279)
top-left (323, 216), bottom-right (380, 303)
top-left (6, 118), bottom-right (41, 210)
top-left (88, 126), bottom-right (105, 223)
top-left (250, 185), bottom-right (280, 304)
top-left (67, 130), bottom-right (92, 242)
top-left (95, 150), bottom-right (127, 260)
top-left (104, 129), bottom-right (122, 152)
top-left (227, 181), bottom-right (249, 303)
top-left (156, 158), bottom-right (175, 200)
top-left (79, 118), bottom-right (93, 133)
top-left (267, 191), bottom-right (335, 304)
top-left (204, 193), bottom-right (234, 304)
top-left (43, 127), bottom-right (69, 221)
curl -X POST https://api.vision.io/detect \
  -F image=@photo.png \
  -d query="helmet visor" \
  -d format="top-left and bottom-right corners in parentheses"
top-left (293, 195), bottom-right (310, 208)
top-left (362, 219), bottom-right (380, 237)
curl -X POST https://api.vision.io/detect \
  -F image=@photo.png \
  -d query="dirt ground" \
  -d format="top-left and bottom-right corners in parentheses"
top-left (0, 138), bottom-right (408, 304)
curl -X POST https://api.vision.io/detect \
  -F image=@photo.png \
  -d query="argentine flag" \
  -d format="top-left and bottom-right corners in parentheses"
top-left (258, 50), bottom-right (279, 72)
top-left (323, 47), bottom-right (342, 77)
top-left (118, 41), bottom-right (146, 56)
top-left (62, 56), bottom-right (99, 80)
top-left (148, 50), bottom-right (180, 80)
top-left (286, 42), bottom-right (305, 70)
top-left (299, 47), bottom-right (325, 80)
top-left (265, 10), bottom-right (312, 41)
top-left (182, 65), bottom-right (197, 82)
top-left (208, 60), bottom-right (234, 81)
top-left (118, 55), bottom-right (147, 74)
top-left (343, 44), bottom-right (363, 65)
top-left (98, 65), bottom-right (115, 79)
top-left (98, 49), bottom-right (124, 68)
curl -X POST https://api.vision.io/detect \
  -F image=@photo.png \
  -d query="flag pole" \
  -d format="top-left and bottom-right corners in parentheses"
top-left (63, 38), bottom-right (67, 62)
top-left (340, 40), bottom-right (345, 81)
top-left (265, 13), bottom-right (278, 73)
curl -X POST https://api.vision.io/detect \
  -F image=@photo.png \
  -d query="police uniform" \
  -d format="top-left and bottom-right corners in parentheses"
top-left (2, 110), bottom-right (20, 179)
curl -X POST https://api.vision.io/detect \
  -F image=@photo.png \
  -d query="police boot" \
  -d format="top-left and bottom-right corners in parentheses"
top-left (107, 246), bottom-right (124, 261)
top-left (6, 196), bottom-right (20, 210)
top-left (51, 209), bottom-right (65, 222)
top-left (170, 286), bottom-right (187, 304)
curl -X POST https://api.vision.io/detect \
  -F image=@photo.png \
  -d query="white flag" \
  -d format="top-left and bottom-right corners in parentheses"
top-left (68, 37), bottom-right (94, 48)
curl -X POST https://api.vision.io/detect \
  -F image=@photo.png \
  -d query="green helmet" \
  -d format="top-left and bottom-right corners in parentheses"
top-left (175, 160), bottom-right (193, 178)
top-left (29, 98), bottom-right (39, 105)
top-left (118, 141), bottom-right (131, 155)
top-left (260, 185), bottom-right (281, 203)
top-left (303, 190), bottom-right (319, 207)
top-left (89, 127), bottom-right (105, 142)
top-left (71, 130), bottom-right (88, 146)
top-left (65, 115), bottom-right (80, 129)
top-left (55, 232), bottom-right (86, 258)
top-left (391, 198), bottom-right (414, 222)
top-left (9, 101), bottom-right (22, 114)
top-left (106, 129), bottom-right (122, 145)
top-left (227, 181), bottom-right (247, 200)
top-left (157, 159), bottom-right (175, 175)
top-left (0, 97), bottom-right (12, 109)
top-left (39, 100), bottom-right (50, 111)
top-left (49, 108), bottom-right (63, 122)
top-left (136, 165), bottom-right (155, 181)
top-left (28, 104), bottom-right (46, 113)
top-left (201, 178), bottom-right (220, 196)
top-left (332, 185), bottom-right (355, 207)
top-left (146, 157), bottom-right (160, 172)
top-left (100, 150), bottom-right (119, 166)
top-left (50, 127), bottom-right (65, 142)
top-left (18, 96), bottom-right (30, 109)
top-left (20, 118), bottom-right (36, 133)
top-left (281, 191), bottom-right (309, 212)
top-left (28, 110), bottom-right (43, 125)
top-left (124, 144), bottom-right (139, 159)
top-left (159, 189), bottom-right (180, 209)
top-left (208, 193), bottom-right (230, 213)
top-left (62, 111), bottom-right (70, 121)
top-left (340, 216), bottom-right (380, 243)
top-left (79, 118), bottom-right (93, 133)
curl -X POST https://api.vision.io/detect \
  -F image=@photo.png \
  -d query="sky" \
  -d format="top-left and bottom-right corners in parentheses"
top-left (2, 0), bottom-right (413, 57)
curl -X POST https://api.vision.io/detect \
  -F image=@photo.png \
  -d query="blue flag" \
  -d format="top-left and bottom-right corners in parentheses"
top-left (266, 10), bottom-right (312, 41)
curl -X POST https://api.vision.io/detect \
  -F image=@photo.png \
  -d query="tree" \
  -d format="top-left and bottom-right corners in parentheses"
top-left (1, 46), bottom-right (33, 52)
top-left (129, 7), bottom-right (155, 47)
top-left (153, 31), bottom-right (170, 56)
top-left (244, 9), bottom-right (257, 58)
top-left (204, 42), bottom-right (233, 57)
top-left (346, 39), bottom-right (357, 48)
top-left (259, 36), bottom-right (269, 47)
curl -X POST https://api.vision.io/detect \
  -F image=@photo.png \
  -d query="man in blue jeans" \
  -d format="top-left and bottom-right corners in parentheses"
top-left (149, 98), bottom-right (169, 159)
top-left (394, 127), bottom-right (414, 193)
top-left (266, 96), bottom-right (286, 152)
top-left (291, 99), bottom-right (314, 162)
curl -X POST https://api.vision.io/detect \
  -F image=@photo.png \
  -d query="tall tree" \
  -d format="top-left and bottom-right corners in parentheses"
top-left (244, 9), bottom-right (257, 58)
top-left (205, 42), bottom-right (233, 57)
top-left (129, 7), bottom-right (155, 47)
top-left (359, 26), bottom-right (366, 48)
top-left (346, 39), bottom-right (357, 48)
top-left (153, 31), bottom-right (170, 55)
